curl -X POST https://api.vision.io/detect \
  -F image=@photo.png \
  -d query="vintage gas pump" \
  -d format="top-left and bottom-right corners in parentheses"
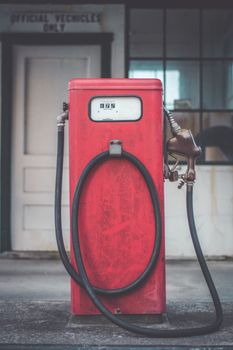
top-left (55, 78), bottom-right (223, 337)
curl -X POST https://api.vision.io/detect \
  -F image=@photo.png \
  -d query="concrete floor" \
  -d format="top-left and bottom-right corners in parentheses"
top-left (0, 258), bottom-right (233, 348)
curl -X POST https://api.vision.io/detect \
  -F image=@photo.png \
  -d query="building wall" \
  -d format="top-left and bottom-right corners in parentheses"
top-left (0, 4), bottom-right (126, 252)
top-left (165, 166), bottom-right (233, 258)
top-left (0, 4), bottom-right (125, 77)
top-left (0, 4), bottom-right (233, 257)
top-left (130, 8), bottom-right (233, 258)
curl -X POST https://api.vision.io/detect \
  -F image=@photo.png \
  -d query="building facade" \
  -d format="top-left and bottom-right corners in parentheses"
top-left (0, 1), bottom-right (233, 258)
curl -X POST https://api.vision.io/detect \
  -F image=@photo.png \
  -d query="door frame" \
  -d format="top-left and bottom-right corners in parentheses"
top-left (0, 32), bottom-right (113, 252)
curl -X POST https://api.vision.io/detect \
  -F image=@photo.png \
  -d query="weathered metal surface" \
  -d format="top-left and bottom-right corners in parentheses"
top-left (68, 79), bottom-right (165, 315)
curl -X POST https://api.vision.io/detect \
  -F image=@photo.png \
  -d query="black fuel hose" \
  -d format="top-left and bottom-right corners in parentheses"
top-left (55, 127), bottom-right (161, 295)
top-left (55, 125), bottom-right (223, 337)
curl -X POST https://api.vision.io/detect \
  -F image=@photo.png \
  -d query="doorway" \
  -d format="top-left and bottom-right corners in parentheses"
top-left (0, 33), bottom-right (112, 251)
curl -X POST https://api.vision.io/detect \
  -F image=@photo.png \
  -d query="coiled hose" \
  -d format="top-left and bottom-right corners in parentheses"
top-left (55, 125), bottom-right (223, 337)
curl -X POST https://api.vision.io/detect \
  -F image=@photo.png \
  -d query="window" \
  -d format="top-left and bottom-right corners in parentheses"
top-left (129, 64), bottom-right (180, 109)
top-left (129, 60), bottom-right (163, 79)
top-left (162, 70), bottom-right (180, 110)
top-left (128, 8), bottom-right (233, 164)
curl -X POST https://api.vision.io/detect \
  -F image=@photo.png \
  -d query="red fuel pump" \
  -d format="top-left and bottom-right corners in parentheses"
top-left (55, 78), bottom-right (223, 337)
top-left (69, 79), bottom-right (165, 315)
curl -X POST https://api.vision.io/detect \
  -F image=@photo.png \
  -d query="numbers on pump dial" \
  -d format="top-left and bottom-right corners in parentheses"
top-left (89, 96), bottom-right (142, 121)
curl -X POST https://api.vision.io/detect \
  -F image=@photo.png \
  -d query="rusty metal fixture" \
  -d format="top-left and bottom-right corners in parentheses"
top-left (166, 129), bottom-right (201, 183)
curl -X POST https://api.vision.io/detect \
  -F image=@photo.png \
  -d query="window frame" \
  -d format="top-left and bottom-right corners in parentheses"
top-left (127, 8), bottom-right (233, 165)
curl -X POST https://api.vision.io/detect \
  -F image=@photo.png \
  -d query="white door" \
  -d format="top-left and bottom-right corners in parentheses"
top-left (11, 45), bottom-right (101, 251)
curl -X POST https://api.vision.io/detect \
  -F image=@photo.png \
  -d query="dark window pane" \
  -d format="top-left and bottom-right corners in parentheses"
top-left (166, 112), bottom-right (200, 162)
top-left (166, 10), bottom-right (199, 57)
top-left (166, 61), bottom-right (200, 109)
top-left (203, 10), bottom-right (233, 58)
top-left (198, 113), bottom-right (233, 162)
top-left (130, 9), bottom-right (163, 58)
top-left (203, 61), bottom-right (233, 109)
top-left (129, 60), bottom-right (164, 81)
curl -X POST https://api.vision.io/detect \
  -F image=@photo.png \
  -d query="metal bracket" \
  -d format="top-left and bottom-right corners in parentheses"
top-left (57, 102), bottom-right (69, 128)
top-left (109, 140), bottom-right (122, 157)
top-left (57, 111), bottom-right (68, 127)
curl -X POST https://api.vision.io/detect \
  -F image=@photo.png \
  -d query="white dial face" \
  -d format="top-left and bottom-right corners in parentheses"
top-left (89, 96), bottom-right (142, 121)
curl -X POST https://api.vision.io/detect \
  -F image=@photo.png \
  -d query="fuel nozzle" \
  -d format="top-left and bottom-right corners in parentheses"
top-left (164, 105), bottom-right (201, 185)
top-left (167, 129), bottom-right (201, 183)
